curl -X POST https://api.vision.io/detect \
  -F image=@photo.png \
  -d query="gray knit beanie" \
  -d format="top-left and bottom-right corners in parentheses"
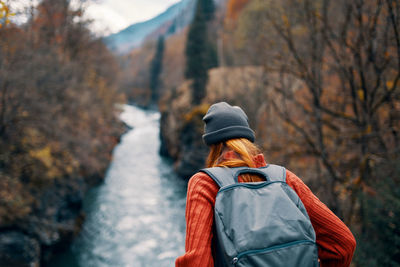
top-left (202, 102), bottom-right (255, 146)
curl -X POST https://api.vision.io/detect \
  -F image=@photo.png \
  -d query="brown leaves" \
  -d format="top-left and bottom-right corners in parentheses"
top-left (226, 0), bottom-right (251, 21)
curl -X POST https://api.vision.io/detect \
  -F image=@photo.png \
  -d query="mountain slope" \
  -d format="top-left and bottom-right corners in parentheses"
top-left (105, 0), bottom-right (195, 54)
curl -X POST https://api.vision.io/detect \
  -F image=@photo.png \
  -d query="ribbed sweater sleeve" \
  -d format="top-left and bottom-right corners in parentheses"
top-left (286, 170), bottom-right (356, 267)
top-left (175, 172), bottom-right (218, 267)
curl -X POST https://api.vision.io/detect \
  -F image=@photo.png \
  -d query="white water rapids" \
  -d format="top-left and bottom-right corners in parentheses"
top-left (52, 105), bottom-right (187, 267)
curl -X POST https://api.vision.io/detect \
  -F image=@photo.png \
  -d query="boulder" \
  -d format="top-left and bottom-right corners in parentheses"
top-left (0, 231), bottom-right (40, 267)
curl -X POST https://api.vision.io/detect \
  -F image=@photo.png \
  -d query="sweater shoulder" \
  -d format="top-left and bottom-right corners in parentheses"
top-left (189, 171), bottom-right (217, 185)
top-left (285, 169), bottom-right (308, 190)
top-left (188, 171), bottom-right (220, 196)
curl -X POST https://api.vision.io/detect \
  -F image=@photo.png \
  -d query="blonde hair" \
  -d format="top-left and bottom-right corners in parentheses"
top-left (206, 138), bottom-right (265, 182)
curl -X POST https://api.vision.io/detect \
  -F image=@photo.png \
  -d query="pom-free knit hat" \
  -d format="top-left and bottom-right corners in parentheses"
top-left (202, 102), bottom-right (255, 146)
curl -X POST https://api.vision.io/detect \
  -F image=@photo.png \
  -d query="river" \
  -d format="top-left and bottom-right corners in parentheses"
top-left (51, 105), bottom-right (187, 267)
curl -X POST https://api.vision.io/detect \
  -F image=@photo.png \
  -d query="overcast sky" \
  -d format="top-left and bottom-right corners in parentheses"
top-left (11, 0), bottom-right (181, 36)
top-left (86, 0), bottom-right (181, 35)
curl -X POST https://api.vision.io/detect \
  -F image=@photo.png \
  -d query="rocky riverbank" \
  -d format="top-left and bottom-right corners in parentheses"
top-left (0, 170), bottom-right (108, 266)
top-left (0, 113), bottom-right (123, 267)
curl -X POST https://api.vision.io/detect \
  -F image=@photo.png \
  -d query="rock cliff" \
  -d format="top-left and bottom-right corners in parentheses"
top-left (0, 172), bottom-right (106, 266)
top-left (0, 133), bottom-right (122, 266)
top-left (159, 66), bottom-right (270, 178)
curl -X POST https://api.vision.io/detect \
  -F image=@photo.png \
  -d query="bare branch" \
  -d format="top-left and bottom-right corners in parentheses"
top-left (271, 97), bottom-right (342, 183)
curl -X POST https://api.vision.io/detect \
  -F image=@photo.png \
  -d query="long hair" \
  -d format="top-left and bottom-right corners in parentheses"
top-left (206, 138), bottom-right (265, 182)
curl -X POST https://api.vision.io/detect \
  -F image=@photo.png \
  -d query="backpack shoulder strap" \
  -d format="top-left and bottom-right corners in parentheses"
top-left (200, 167), bottom-right (237, 188)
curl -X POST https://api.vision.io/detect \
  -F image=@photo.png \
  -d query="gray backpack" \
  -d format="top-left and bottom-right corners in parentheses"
top-left (200, 164), bottom-right (319, 267)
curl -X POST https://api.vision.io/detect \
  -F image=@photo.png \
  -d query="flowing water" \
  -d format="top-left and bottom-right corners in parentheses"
top-left (52, 105), bottom-right (187, 267)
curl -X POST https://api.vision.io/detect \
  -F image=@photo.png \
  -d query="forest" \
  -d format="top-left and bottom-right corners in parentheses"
top-left (157, 0), bottom-right (400, 265)
top-left (0, 0), bottom-right (124, 265)
top-left (1, 0), bottom-right (399, 266)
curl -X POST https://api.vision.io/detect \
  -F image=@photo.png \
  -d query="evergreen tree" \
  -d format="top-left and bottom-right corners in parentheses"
top-left (185, 0), bottom-right (217, 105)
top-left (201, 0), bottom-right (215, 20)
top-left (355, 157), bottom-right (400, 266)
top-left (149, 36), bottom-right (165, 103)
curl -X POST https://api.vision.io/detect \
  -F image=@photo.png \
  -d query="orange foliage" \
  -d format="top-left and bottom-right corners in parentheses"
top-left (0, 1), bottom-right (13, 28)
top-left (226, 0), bottom-right (251, 21)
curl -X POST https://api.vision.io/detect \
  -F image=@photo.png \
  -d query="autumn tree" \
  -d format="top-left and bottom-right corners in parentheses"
top-left (0, 0), bottom-right (13, 28)
top-left (226, 0), bottom-right (251, 21)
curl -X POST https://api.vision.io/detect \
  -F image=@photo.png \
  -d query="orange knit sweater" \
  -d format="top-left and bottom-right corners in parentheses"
top-left (175, 154), bottom-right (356, 267)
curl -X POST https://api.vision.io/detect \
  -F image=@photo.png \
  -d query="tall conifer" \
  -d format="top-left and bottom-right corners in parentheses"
top-left (149, 36), bottom-right (165, 103)
top-left (185, 0), bottom-right (217, 105)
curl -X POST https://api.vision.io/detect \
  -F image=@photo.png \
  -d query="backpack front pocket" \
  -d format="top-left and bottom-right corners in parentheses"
top-left (233, 240), bottom-right (319, 267)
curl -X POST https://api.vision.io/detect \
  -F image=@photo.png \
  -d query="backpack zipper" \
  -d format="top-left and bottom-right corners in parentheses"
top-left (232, 240), bottom-right (315, 265)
